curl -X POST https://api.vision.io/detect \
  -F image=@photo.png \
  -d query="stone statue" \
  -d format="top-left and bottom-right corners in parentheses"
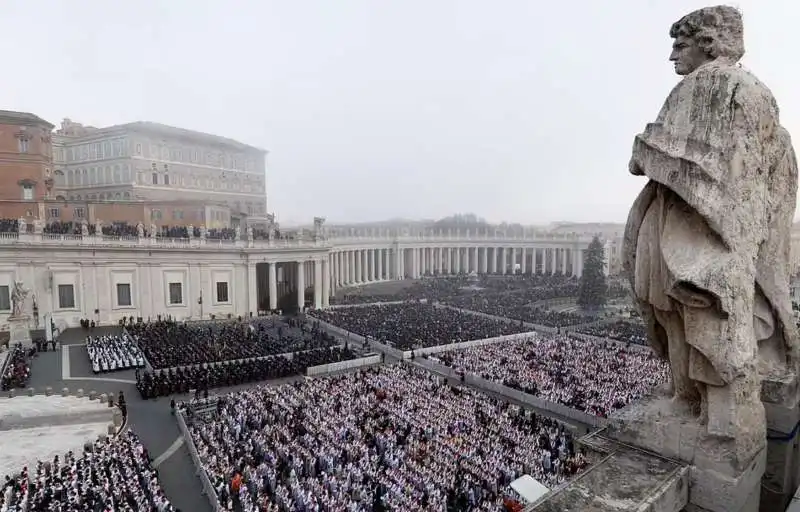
top-left (80, 221), bottom-right (88, 237)
top-left (10, 281), bottom-right (29, 317)
top-left (623, 5), bottom-right (798, 462)
top-left (136, 222), bottom-right (144, 238)
top-left (95, 219), bottom-right (102, 235)
top-left (187, 225), bottom-right (194, 238)
top-left (199, 225), bottom-right (207, 240)
top-left (149, 223), bottom-right (157, 239)
top-left (235, 225), bottom-right (241, 240)
top-left (17, 217), bottom-right (26, 235)
top-left (33, 219), bottom-right (43, 235)
top-left (247, 226), bottom-right (254, 241)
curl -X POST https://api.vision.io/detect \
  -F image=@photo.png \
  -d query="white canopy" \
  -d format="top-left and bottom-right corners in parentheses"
top-left (509, 474), bottom-right (550, 504)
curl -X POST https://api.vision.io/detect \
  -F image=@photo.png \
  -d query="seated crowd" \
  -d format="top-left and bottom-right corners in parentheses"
top-left (1, 344), bottom-right (31, 392)
top-left (435, 335), bottom-right (668, 417)
top-left (0, 431), bottom-right (175, 511)
top-left (136, 346), bottom-right (357, 398)
top-left (574, 320), bottom-right (648, 346)
top-left (86, 334), bottom-right (146, 374)
top-left (310, 303), bottom-right (528, 350)
top-left (188, 365), bottom-right (587, 511)
top-left (127, 317), bottom-right (338, 369)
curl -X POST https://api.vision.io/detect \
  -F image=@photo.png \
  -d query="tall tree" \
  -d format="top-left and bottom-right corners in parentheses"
top-left (577, 236), bottom-right (608, 310)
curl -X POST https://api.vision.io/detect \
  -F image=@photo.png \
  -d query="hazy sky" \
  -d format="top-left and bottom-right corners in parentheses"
top-left (2, 1), bottom-right (798, 225)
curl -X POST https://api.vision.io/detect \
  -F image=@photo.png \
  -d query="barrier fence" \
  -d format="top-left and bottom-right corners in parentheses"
top-left (175, 408), bottom-right (222, 511)
top-left (567, 332), bottom-right (652, 353)
top-left (306, 354), bottom-right (382, 376)
top-left (402, 332), bottom-right (536, 358)
top-left (412, 357), bottom-right (607, 430)
top-left (434, 303), bottom-right (560, 334)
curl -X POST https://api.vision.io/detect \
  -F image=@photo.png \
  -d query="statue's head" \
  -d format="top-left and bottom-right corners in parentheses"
top-left (669, 5), bottom-right (744, 75)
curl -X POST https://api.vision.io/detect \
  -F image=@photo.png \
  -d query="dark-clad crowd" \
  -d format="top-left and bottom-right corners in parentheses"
top-left (310, 303), bottom-right (528, 350)
top-left (188, 365), bottom-right (587, 511)
top-left (136, 347), bottom-right (357, 399)
top-left (0, 431), bottom-right (175, 512)
top-left (127, 317), bottom-right (338, 369)
top-left (435, 335), bottom-right (667, 418)
top-left (1, 344), bottom-right (31, 392)
top-left (0, 219), bottom-right (21, 234)
top-left (574, 320), bottom-right (648, 346)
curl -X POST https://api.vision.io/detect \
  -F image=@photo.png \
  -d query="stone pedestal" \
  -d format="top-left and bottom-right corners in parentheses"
top-left (606, 389), bottom-right (765, 512)
top-left (8, 315), bottom-right (32, 349)
top-left (760, 369), bottom-right (800, 511)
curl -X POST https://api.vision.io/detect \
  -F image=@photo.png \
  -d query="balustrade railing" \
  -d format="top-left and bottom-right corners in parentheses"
top-left (0, 231), bottom-right (594, 249)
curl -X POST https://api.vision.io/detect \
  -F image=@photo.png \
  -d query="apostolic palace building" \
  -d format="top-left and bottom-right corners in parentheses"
top-left (7, 108), bottom-right (798, 332)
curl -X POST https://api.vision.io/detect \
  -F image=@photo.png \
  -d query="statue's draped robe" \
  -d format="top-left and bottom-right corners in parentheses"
top-left (623, 61), bottom-right (798, 386)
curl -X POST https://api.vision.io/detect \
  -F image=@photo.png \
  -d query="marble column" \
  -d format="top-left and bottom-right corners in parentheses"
top-left (377, 249), bottom-right (383, 280)
top-left (313, 259), bottom-right (323, 309)
top-left (472, 247), bottom-right (478, 273)
top-left (481, 248), bottom-right (488, 274)
top-left (489, 248), bottom-right (496, 273)
top-left (360, 250), bottom-right (367, 282)
top-left (521, 248), bottom-right (527, 274)
top-left (437, 248), bottom-right (443, 274)
top-left (296, 261), bottom-right (305, 310)
top-left (561, 248), bottom-right (568, 275)
top-left (511, 248), bottom-right (518, 274)
top-left (454, 248), bottom-right (461, 273)
top-left (464, 248), bottom-right (470, 273)
top-left (322, 259), bottom-right (330, 307)
top-left (368, 249), bottom-right (374, 282)
top-left (268, 262), bottom-right (277, 310)
top-left (398, 248), bottom-right (404, 279)
top-left (500, 248), bottom-right (507, 274)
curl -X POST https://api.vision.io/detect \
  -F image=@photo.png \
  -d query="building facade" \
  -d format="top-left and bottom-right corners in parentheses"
top-left (0, 230), bottom-right (593, 330)
top-left (0, 111), bottom-right (55, 202)
top-left (51, 119), bottom-right (268, 225)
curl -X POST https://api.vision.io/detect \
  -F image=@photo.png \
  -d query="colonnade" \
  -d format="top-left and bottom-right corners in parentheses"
top-left (251, 245), bottom-right (586, 312)
top-left (328, 245), bottom-right (584, 291)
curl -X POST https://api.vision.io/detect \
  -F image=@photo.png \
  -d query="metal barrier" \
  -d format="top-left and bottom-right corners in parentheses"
top-left (412, 357), bottom-right (607, 430)
top-left (175, 407), bottom-right (223, 511)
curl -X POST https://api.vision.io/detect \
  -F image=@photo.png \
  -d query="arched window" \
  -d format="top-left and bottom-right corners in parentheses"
top-left (104, 166), bottom-right (111, 184)
top-left (90, 167), bottom-right (97, 185)
top-left (75, 195), bottom-right (81, 200)
top-left (152, 172), bottom-right (158, 185)
top-left (122, 165), bottom-right (130, 182)
top-left (123, 192), bottom-right (130, 199)
top-left (114, 192), bottom-right (121, 199)
top-left (164, 174), bottom-right (170, 186)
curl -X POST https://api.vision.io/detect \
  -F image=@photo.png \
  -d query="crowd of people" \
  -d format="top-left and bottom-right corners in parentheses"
top-left (136, 346), bottom-right (357, 399)
top-left (435, 335), bottom-right (667, 417)
top-left (1, 344), bottom-right (31, 392)
top-left (0, 431), bottom-right (176, 511)
top-left (188, 364), bottom-right (587, 511)
top-left (0, 219), bottom-right (21, 234)
top-left (127, 317), bottom-right (338, 369)
top-left (86, 334), bottom-right (146, 374)
top-left (310, 303), bottom-right (528, 350)
top-left (574, 320), bottom-right (648, 346)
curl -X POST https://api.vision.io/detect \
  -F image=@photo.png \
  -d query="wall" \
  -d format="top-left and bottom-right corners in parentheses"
top-left (305, 354), bottom-right (382, 376)
top-left (403, 331), bottom-right (536, 358)
top-left (0, 118), bottom-right (53, 202)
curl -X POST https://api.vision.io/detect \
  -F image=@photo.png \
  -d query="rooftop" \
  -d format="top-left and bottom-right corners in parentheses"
top-left (59, 118), bottom-right (266, 153)
top-left (0, 110), bottom-right (54, 129)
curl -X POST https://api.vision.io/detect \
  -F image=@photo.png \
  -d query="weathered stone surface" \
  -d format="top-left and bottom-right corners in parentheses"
top-left (531, 431), bottom-right (689, 512)
top-left (624, 1), bottom-right (797, 447)
top-left (620, 6), bottom-right (799, 512)
top-left (61, 387), bottom-right (69, 397)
